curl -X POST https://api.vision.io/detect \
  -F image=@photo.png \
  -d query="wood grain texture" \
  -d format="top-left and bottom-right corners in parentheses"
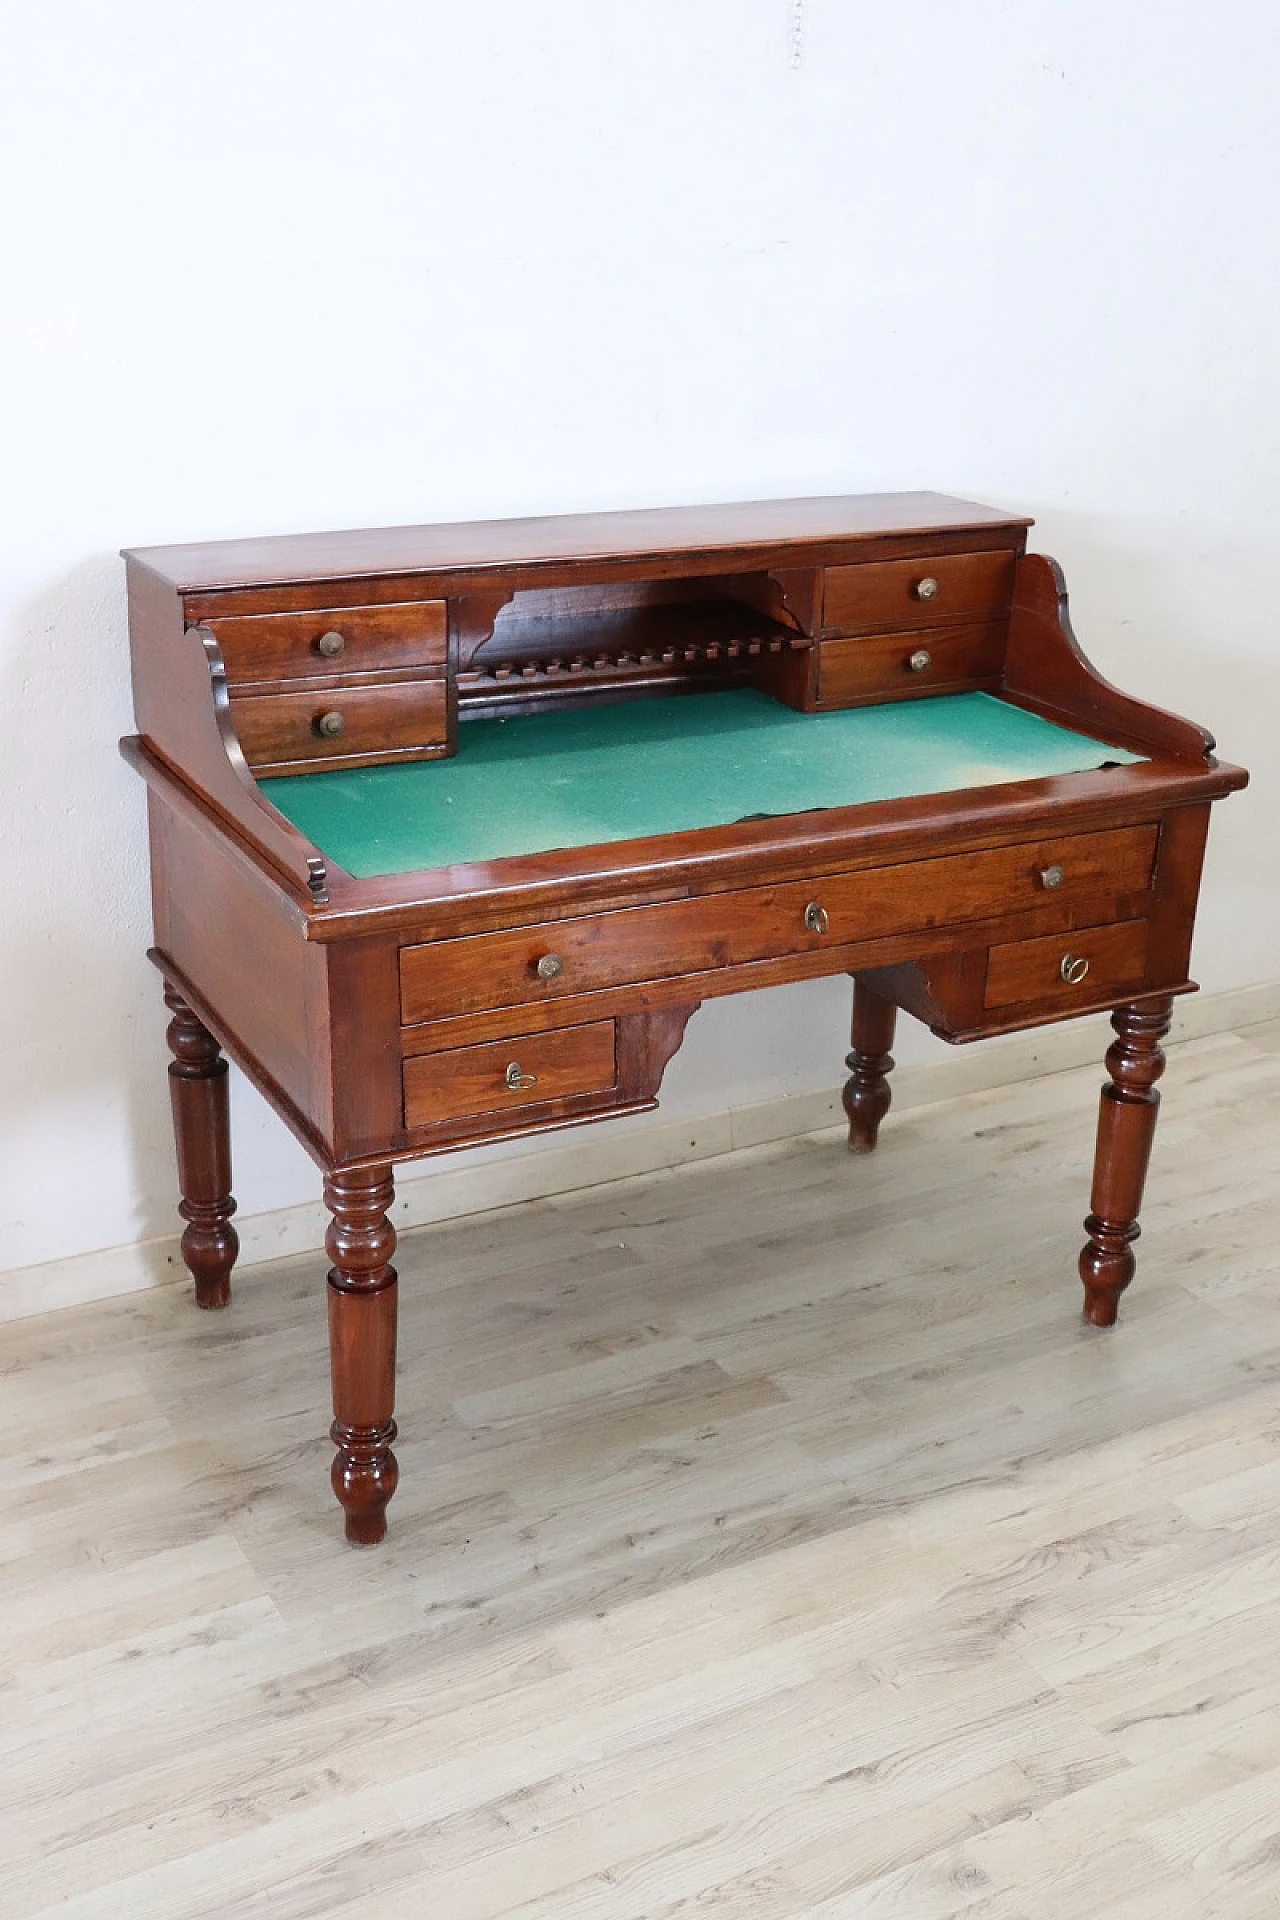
top-left (403, 1022), bottom-right (618, 1130)
top-left (843, 979), bottom-right (897, 1153)
top-left (822, 548), bottom-right (1015, 632)
top-left (325, 1164), bottom-right (399, 1545)
top-left (984, 917), bottom-right (1150, 1010)
top-left (615, 1004), bottom-right (701, 1103)
top-left (205, 599), bottom-right (448, 686)
top-left (229, 677), bottom-right (449, 774)
top-left (126, 491), bottom-right (1031, 594)
top-left (147, 791), bottom-right (335, 1155)
top-left (122, 565), bottom-right (329, 897)
top-left (398, 826), bottom-right (1158, 1026)
top-left (163, 984), bottom-right (238, 1309)
top-left (1080, 999), bottom-right (1174, 1326)
top-left (815, 617), bottom-right (1006, 706)
top-left (3, 1025), bottom-right (1280, 1915)
top-left (1003, 553), bottom-right (1217, 763)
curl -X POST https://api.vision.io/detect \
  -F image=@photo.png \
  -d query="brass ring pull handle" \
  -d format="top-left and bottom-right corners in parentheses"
top-left (804, 901), bottom-right (830, 935)
top-left (317, 630), bottom-right (346, 660)
top-left (1040, 864), bottom-right (1065, 891)
top-left (317, 710), bottom-right (345, 739)
top-left (504, 1062), bottom-right (538, 1091)
top-left (1060, 954), bottom-right (1090, 986)
top-left (535, 953), bottom-right (564, 982)
top-left (908, 649), bottom-right (932, 673)
top-left (914, 576), bottom-right (940, 600)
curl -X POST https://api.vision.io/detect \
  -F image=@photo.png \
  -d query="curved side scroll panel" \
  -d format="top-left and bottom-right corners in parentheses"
top-left (196, 624), bottom-right (333, 902)
top-left (120, 559), bottom-right (332, 904)
top-left (617, 1004), bottom-right (701, 1102)
top-left (454, 588), bottom-right (517, 672)
top-left (1003, 554), bottom-right (1215, 764)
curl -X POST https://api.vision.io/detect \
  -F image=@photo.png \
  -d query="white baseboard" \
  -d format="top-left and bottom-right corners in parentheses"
top-left (5, 979), bottom-right (1278, 1325)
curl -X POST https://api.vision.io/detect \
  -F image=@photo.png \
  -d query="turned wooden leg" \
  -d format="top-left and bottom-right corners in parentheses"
top-left (1079, 998), bottom-right (1173, 1327)
top-left (843, 981), bottom-right (898, 1154)
top-left (165, 983), bottom-right (238, 1310)
top-left (325, 1165), bottom-right (399, 1545)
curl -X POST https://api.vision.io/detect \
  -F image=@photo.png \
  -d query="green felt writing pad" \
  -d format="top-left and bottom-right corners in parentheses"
top-left (261, 689), bottom-right (1142, 879)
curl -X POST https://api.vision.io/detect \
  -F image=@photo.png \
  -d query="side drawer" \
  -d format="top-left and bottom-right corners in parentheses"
top-left (207, 600), bottom-right (448, 685)
top-left (823, 552), bottom-right (1015, 634)
top-left (816, 619), bottom-right (1005, 708)
top-left (400, 825), bottom-right (1158, 1024)
top-left (403, 1021), bottom-right (617, 1129)
top-left (984, 919), bottom-right (1150, 1010)
top-left (230, 679), bottom-right (449, 773)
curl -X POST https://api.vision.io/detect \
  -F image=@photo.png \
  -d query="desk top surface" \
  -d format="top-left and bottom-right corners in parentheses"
top-left (262, 690), bottom-right (1141, 880)
top-left (125, 492), bottom-right (1029, 592)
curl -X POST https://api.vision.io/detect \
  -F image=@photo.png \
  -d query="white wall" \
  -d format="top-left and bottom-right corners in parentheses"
top-left (2, 1), bottom-right (1277, 1278)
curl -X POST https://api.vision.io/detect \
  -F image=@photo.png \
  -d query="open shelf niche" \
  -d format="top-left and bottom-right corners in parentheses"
top-left (456, 569), bottom-right (821, 720)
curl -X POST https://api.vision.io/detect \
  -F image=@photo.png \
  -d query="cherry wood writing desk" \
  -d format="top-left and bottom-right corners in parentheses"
top-left (121, 493), bottom-right (1247, 1545)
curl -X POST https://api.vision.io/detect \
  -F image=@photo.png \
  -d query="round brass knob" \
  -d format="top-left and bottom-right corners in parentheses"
top-left (804, 901), bottom-right (830, 935)
top-left (1060, 954), bottom-right (1090, 986)
top-left (914, 576), bottom-right (940, 601)
top-left (504, 1062), bottom-right (538, 1091)
top-left (908, 649), bottom-right (933, 673)
top-left (317, 630), bottom-right (345, 660)
top-left (1040, 864), bottom-right (1065, 891)
top-left (317, 710), bottom-right (345, 739)
top-left (535, 953), bottom-right (564, 982)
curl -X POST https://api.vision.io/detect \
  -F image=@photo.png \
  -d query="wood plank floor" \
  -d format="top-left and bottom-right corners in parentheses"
top-left (3, 1022), bottom-right (1280, 1917)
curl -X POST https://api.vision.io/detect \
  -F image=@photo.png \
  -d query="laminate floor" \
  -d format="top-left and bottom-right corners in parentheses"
top-left (4, 1024), bottom-right (1280, 1917)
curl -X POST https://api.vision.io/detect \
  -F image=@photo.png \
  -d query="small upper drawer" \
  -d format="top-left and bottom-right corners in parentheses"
top-left (816, 619), bottom-right (1005, 709)
top-left (824, 552), bottom-right (1015, 634)
top-left (230, 679), bottom-right (449, 773)
top-left (206, 601), bottom-right (448, 686)
top-left (984, 918), bottom-right (1150, 1010)
top-left (403, 1021), bottom-right (617, 1130)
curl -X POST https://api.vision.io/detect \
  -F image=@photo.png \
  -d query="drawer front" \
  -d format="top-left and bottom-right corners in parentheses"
top-left (824, 552), bottom-right (1015, 634)
top-left (400, 825), bottom-right (1158, 1025)
top-left (984, 919), bottom-right (1150, 1010)
top-left (209, 600), bottom-right (448, 686)
top-left (403, 1021), bottom-right (617, 1129)
top-left (816, 619), bottom-right (1005, 708)
top-left (231, 679), bottom-right (449, 772)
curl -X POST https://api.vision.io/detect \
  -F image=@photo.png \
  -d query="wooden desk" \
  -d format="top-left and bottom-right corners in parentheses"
top-left (121, 493), bottom-right (1247, 1545)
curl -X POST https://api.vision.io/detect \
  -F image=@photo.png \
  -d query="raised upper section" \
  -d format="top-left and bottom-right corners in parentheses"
top-left (121, 491), bottom-right (1235, 919)
top-left (124, 493), bottom-right (1032, 784)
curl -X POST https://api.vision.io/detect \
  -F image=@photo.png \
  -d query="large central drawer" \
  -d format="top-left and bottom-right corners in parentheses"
top-left (400, 825), bottom-right (1157, 1025)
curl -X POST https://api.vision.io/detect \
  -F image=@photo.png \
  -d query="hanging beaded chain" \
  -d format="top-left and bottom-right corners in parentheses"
top-left (790, 0), bottom-right (805, 69)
